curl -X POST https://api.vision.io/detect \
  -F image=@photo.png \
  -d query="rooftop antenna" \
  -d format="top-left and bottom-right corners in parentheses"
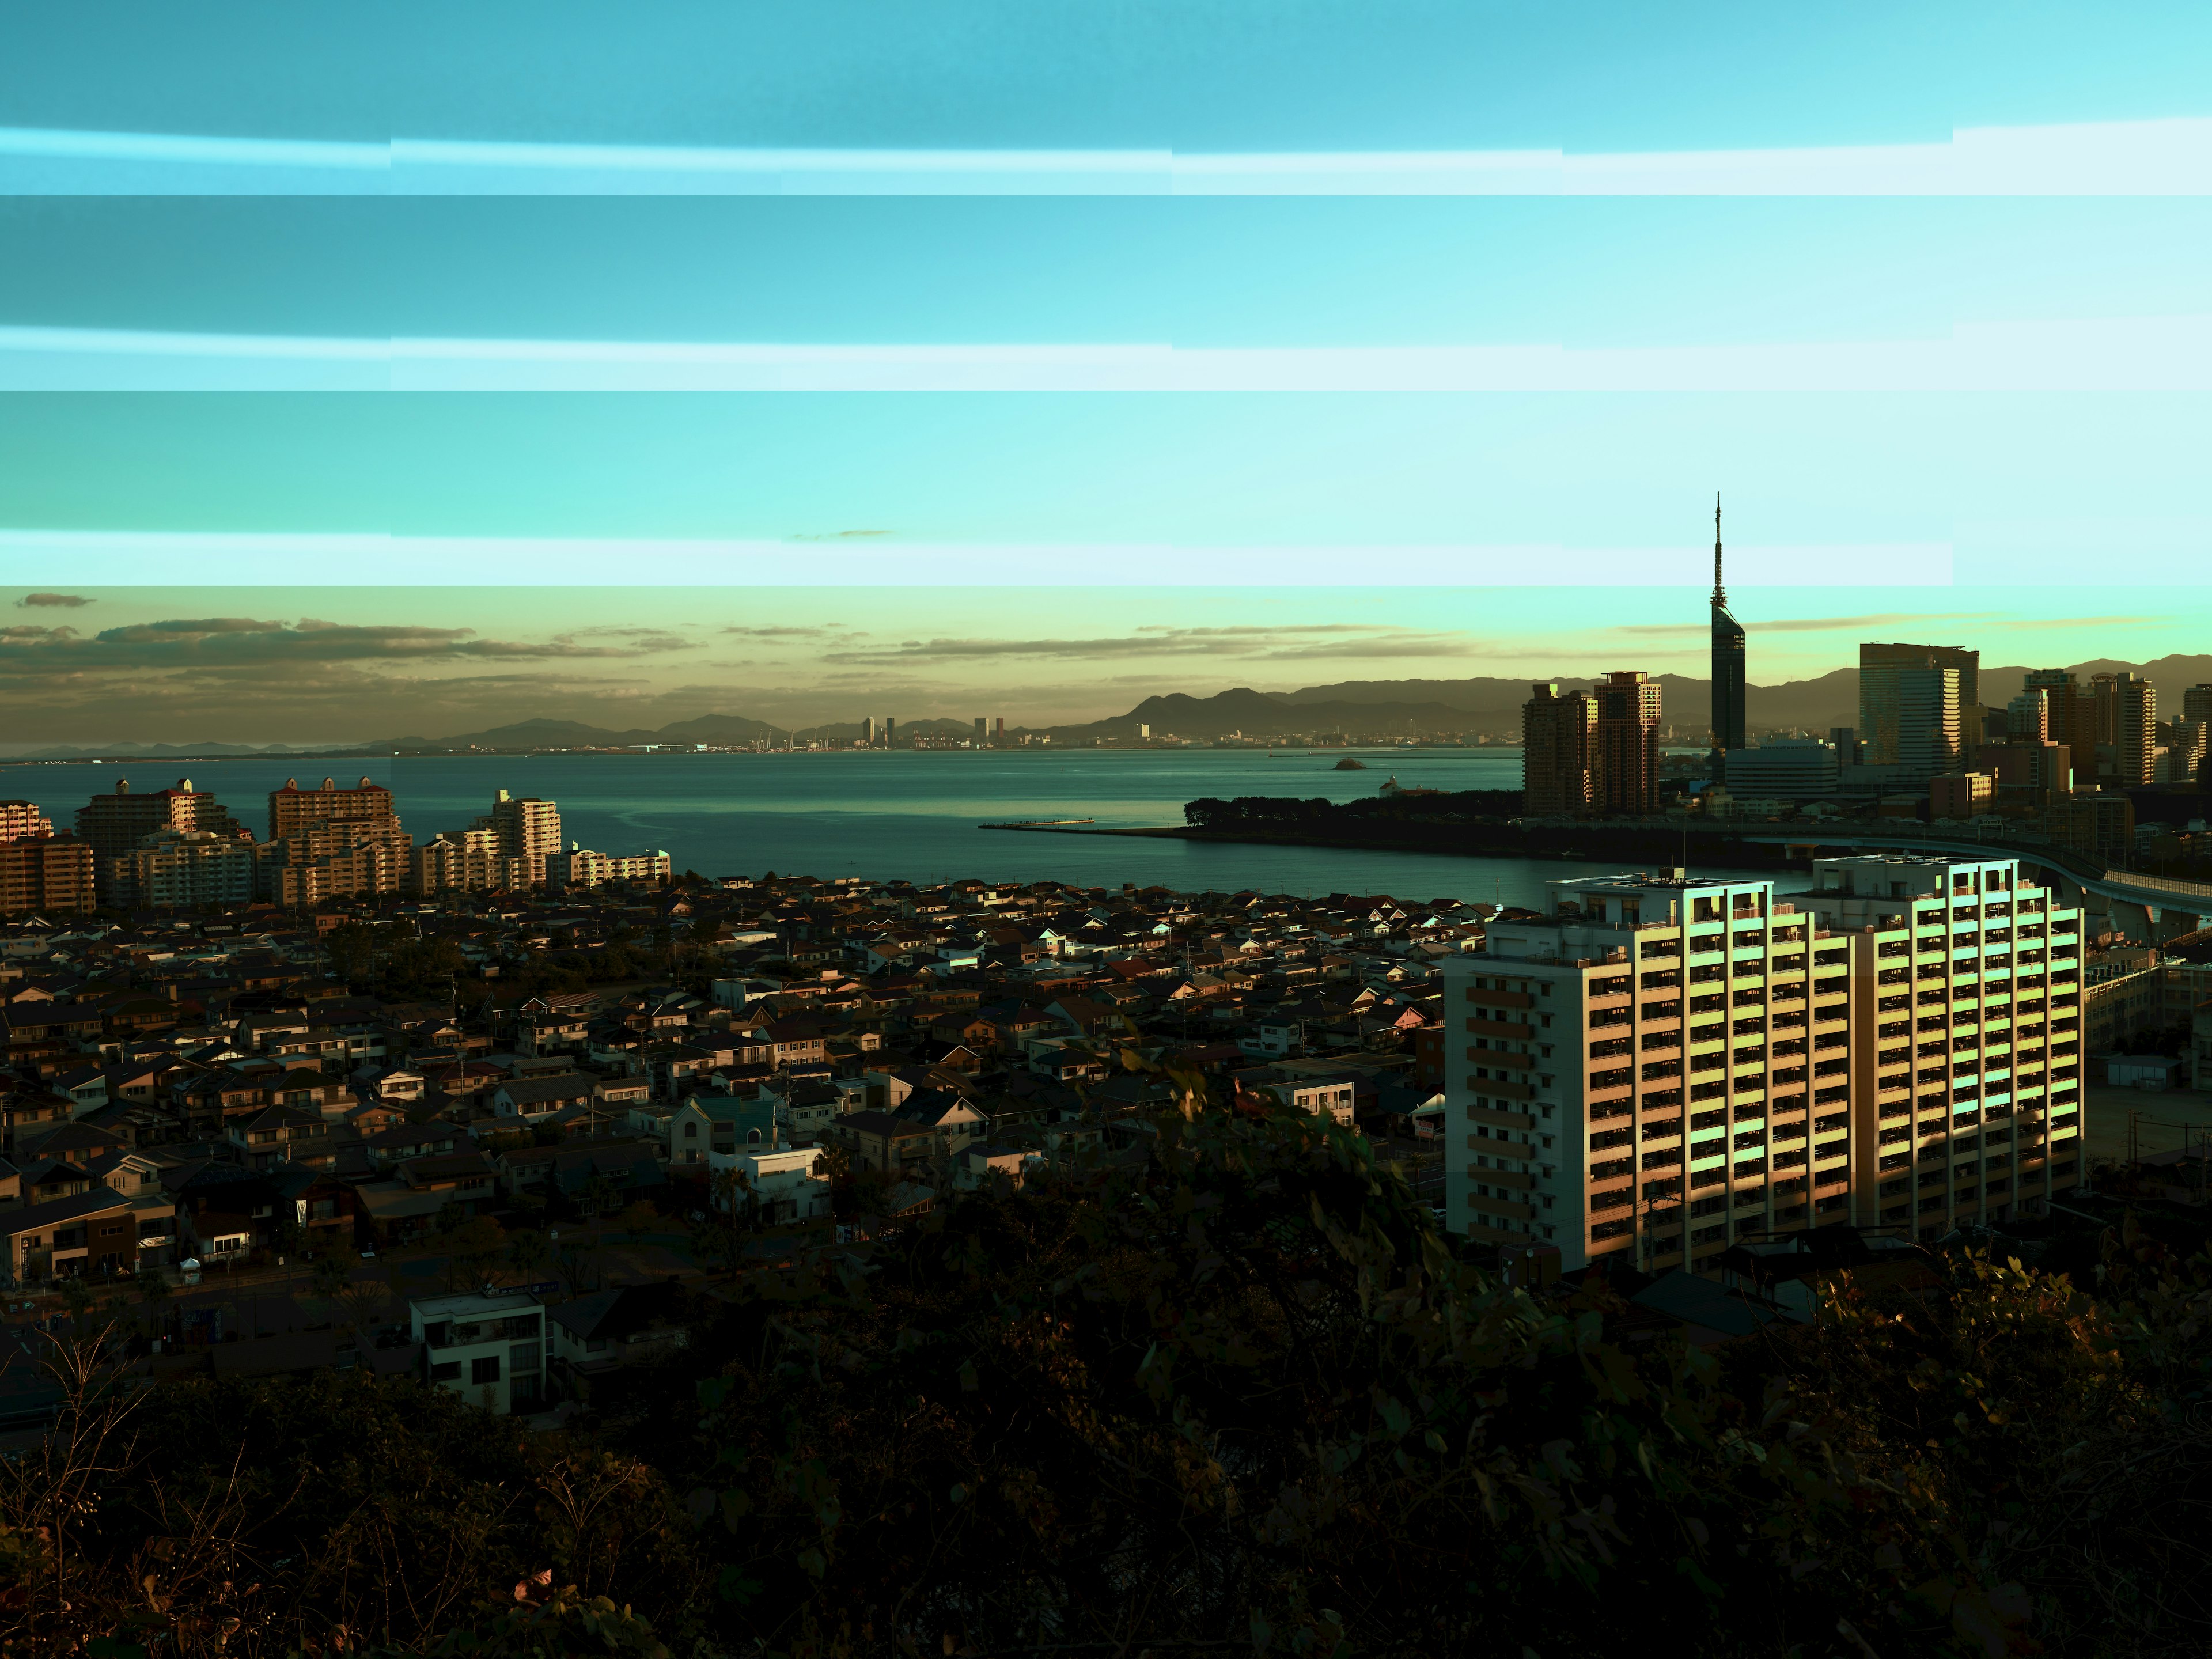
top-left (1711, 491), bottom-right (1726, 608)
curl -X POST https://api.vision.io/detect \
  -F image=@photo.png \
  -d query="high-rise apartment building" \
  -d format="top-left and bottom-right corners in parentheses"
top-left (268, 775), bottom-right (397, 841)
top-left (468, 790), bottom-right (560, 885)
top-left (1521, 683), bottom-right (1594, 815)
top-left (862, 717), bottom-right (878, 746)
top-left (1858, 645), bottom-right (1966, 778)
top-left (0, 802), bottom-right (54, 842)
top-left (2093, 672), bottom-right (2156, 784)
top-left (2186, 684), bottom-right (2212, 726)
top-left (1446, 870), bottom-right (1842, 1275)
top-left (995, 717), bottom-right (1007, 738)
top-left (1445, 853), bottom-right (2086, 1277)
top-left (111, 828), bottom-right (256, 909)
top-left (1709, 497), bottom-right (1746, 762)
top-left (885, 717), bottom-right (897, 746)
top-left (974, 717), bottom-right (988, 744)
top-left (0, 835), bottom-right (96, 915)
top-left (77, 779), bottom-right (252, 906)
top-left (1794, 856), bottom-right (2083, 1234)
top-left (1592, 671), bottom-right (1661, 813)
top-left (2006, 686), bottom-right (2051, 741)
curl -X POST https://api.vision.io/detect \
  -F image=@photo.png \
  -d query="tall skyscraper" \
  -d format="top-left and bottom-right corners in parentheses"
top-left (1859, 645), bottom-right (1972, 777)
top-left (1593, 671), bottom-right (1661, 813)
top-left (1521, 683), bottom-right (1595, 815)
top-left (862, 717), bottom-right (878, 746)
top-left (1708, 495), bottom-right (1745, 765)
top-left (884, 717), bottom-right (896, 745)
top-left (2186, 684), bottom-right (2212, 726)
top-left (974, 717), bottom-right (988, 744)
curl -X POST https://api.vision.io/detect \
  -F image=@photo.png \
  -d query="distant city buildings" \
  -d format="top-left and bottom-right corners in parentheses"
top-left (1858, 643), bottom-right (1974, 780)
top-left (1521, 683), bottom-right (1594, 815)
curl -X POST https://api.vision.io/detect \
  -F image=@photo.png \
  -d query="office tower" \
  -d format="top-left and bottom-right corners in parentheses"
top-left (885, 717), bottom-right (896, 746)
top-left (1592, 671), bottom-right (1661, 813)
top-left (2093, 672), bottom-right (2155, 784)
top-left (78, 779), bottom-right (251, 906)
top-left (268, 775), bottom-right (396, 841)
top-left (1522, 684), bottom-right (1596, 815)
top-left (862, 717), bottom-right (878, 746)
top-left (974, 717), bottom-right (988, 744)
top-left (1708, 495), bottom-right (1746, 762)
top-left (2186, 684), bottom-right (2212, 726)
top-left (995, 717), bottom-right (1006, 737)
top-left (1794, 855), bottom-right (2083, 1237)
top-left (1858, 646), bottom-right (1965, 778)
top-left (1723, 737), bottom-right (1839, 799)
top-left (0, 802), bottom-right (52, 842)
top-left (1447, 871), bottom-right (1842, 1274)
top-left (1828, 726), bottom-right (1863, 765)
top-left (0, 835), bottom-right (96, 914)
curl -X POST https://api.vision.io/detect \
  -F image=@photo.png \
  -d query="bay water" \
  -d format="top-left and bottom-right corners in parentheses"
top-left (1, 747), bottom-right (1737, 909)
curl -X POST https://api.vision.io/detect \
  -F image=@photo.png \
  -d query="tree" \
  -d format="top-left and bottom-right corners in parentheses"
top-left (441, 1216), bottom-right (506, 1293)
top-left (505, 1226), bottom-right (551, 1285)
top-left (619, 1200), bottom-right (658, 1244)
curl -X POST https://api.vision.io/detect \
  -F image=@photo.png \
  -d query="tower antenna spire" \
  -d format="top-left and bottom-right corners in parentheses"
top-left (1711, 491), bottom-right (1726, 607)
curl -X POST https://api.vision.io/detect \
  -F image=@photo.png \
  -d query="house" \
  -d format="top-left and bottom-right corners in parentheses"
top-left (822, 1109), bottom-right (939, 1176)
top-left (490, 1072), bottom-right (598, 1124)
top-left (411, 1289), bottom-right (547, 1414)
top-left (668, 1092), bottom-right (779, 1166)
top-left (545, 1282), bottom-right (689, 1403)
top-left (1, 1188), bottom-right (149, 1283)
top-left (495, 1139), bottom-right (665, 1213)
top-left (707, 1145), bottom-right (832, 1225)
top-left (226, 1105), bottom-right (335, 1171)
top-left (953, 1144), bottom-right (1043, 1191)
top-left (1249, 1073), bottom-right (1359, 1127)
top-left (350, 1063), bottom-right (424, 1105)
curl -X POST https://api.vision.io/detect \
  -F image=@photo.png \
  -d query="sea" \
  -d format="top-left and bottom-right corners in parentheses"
top-left (0, 747), bottom-right (1743, 910)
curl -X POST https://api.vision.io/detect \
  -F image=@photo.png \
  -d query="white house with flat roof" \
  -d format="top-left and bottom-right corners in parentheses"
top-left (410, 1289), bottom-right (547, 1415)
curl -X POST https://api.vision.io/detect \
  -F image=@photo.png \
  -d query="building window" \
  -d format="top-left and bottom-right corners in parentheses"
top-left (471, 1356), bottom-right (502, 1385)
top-left (430, 1361), bottom-right (461, 1381)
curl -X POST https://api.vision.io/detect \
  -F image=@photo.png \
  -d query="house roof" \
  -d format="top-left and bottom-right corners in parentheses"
top-left (496, 1073), bottom-right (596, 1104)
top-left (0, 1185), bottom-right (135, 1236)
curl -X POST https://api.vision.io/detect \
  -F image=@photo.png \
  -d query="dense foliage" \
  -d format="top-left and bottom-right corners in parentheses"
top-left (9, 1092), bottom-right (2212, 1657)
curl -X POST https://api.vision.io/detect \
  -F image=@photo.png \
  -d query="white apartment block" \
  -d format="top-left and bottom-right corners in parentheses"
top-left (1444, 855), bottom-right (2088, 1281)
top-left (1794, 855), bottom-right (2084, 1234)
top-left (1446, 869), bottom-right (1842, 1278)
top-left (411, 1289), bottom-right (547, 1415)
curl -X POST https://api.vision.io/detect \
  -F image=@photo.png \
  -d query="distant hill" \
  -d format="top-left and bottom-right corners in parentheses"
top-left (12, 740), bottom-right (325, 760)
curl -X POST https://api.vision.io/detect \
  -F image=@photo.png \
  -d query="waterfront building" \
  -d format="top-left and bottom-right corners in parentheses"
top-left (1792, 855), bottom-right (2084, 1236)
top-left (0, 801), bottom-right (54, 842)
top-left (974, 717), bottom-right (988, 744)
top-left (471, 790), bottom-right (561, 885)
top-left (412, 828), bottom-right (520, 895)
top-left (1592, 671), bottom-right (1661, 813)
top-left (77, 778), bottom-right (252, 907)
top-left (268, 775), bottom-right (397, 841)
top-left (1720, 737), bottom-right (1838, 799)
top-left (1521, 683), bottom-right (1594, 815)
top-left (1708, 495), bottom-right (1746, 767)
top-left (545, 843), bottom-right (671, 891)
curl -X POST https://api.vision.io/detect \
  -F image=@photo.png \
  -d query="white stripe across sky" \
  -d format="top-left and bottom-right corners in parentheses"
top-left (0, 118), bottom-right (2207, 195)
top-left (0, 529), bottom-right (1953, 589)
top-left (2, 317), bottom-right (2206, 392)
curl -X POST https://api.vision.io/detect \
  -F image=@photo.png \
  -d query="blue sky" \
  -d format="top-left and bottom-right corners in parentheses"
top-left (0, 3), bottom-right (2205, 741)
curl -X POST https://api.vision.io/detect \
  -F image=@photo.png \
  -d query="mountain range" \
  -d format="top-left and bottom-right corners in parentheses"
top-left (13, 656), bottom-right (2207, 758)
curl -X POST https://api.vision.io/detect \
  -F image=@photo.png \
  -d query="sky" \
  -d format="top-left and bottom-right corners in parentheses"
top-left (0, 3), bottom-right (2206, 744)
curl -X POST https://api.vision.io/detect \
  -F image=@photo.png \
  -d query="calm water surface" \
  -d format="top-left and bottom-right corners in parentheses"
top-left (1, 748), bottom-right (1747, 908)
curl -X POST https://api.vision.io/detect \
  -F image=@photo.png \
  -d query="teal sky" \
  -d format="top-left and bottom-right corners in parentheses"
top-left (0, 4), bottom-right (2206, 743)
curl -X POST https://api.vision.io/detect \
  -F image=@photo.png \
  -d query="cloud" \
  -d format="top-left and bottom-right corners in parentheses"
top-left (821, 624), bottom-right (1471, 666)
top-left (16, 592), bottom-right (92, 608)
top-left (724, 625), bottom-right (834, 639)
top-left (1616, 612), bottom-right (1993, 638)
top-left (0, 616), bottom-right (694, 672)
